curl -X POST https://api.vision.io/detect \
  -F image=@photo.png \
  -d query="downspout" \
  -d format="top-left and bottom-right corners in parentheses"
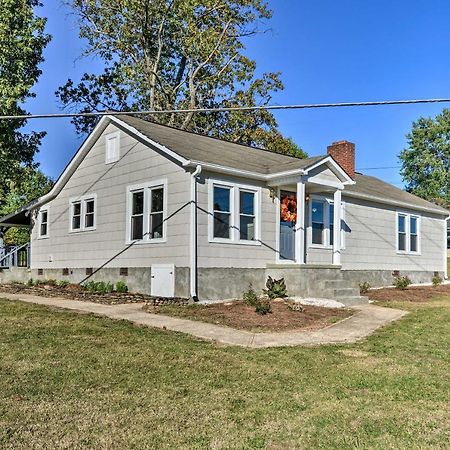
top-left (190, 165), bottom-right (202, 301)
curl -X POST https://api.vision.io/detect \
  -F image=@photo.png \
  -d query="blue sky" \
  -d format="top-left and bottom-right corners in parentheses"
top-left (25, 0), bottom-right (450, 186)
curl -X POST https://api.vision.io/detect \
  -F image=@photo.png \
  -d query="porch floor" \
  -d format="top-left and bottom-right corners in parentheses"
top-left (1, 293), bottom-right (407, 348)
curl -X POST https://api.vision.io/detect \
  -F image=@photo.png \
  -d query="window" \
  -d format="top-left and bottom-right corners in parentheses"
top-left (213, 186), bottom-right (231, 239)
top-left (311, 200), bottom-right (325, 245)
top-left (150, 187), bottom-right (164, 239)
top-left (209, 181), bottom-right (260, 244)
top-left (72, 202), bottom-right (81, 230)
top-left (39, 210), bottom-right (49, 237)
top-left (309, 197), bottom-right (345, 248)
top-left (105, 131), bottom-right (120, 164)
top-left (397, 212), bottom-right (420, 254)
top-left (127, 180), bottom-right (167, 243)
top-left (410, 216), bottom-right (418, 252)
top-left (131, 191), bottom-right (144, 240)
top-left (85, 199), bottom-right (95, 228)
top-left (329, 203), bottom-right (334, 246)
top-left (239, 191), bottom-right (255, 241)
top-left (70, 195), bottom-right (97, 232)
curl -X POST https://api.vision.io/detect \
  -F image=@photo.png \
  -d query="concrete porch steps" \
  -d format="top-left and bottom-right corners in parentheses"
top-left (323, 278), bottom-right (369, 307)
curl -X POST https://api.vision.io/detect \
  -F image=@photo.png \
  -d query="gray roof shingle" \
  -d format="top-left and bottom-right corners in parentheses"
top-left (117, 115), bottom-right (449, 215)
top-left (117, 115), bottom-right (324, 175)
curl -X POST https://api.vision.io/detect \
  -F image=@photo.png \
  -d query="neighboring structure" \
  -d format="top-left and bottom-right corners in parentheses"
top-left (0, 115), bottom-right (448, 302)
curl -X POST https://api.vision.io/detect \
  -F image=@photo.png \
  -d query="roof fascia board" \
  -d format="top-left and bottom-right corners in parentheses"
top-left (343, 190), bottom-right (449, 216)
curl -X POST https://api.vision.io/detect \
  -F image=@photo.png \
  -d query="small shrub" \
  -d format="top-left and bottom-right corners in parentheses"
top-left (255, 298), bottom-right (271, 315)
top-left (263, 276), bottom-right (287, 300)
top-left (115, 280), bottom-right (128, 293)
top-left (359, 281), bottom-right (371, 295)
top-left (393, 276), bottom-right (412, 290)
top-left (56, 280), bottom-right (69, 288)
top-left (27, 278), bottom-right (34, 287)
top-left (243, 284), bottom-right (258, 306)
top-left (45, 279), bottom-right (57, 287)
top-left (432, 275), bottom-right (443, 286)
top-left (82, 281), bottom-right (114, 294)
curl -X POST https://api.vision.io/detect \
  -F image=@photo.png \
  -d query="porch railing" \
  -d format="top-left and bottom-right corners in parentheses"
top-left (0, 243), bottom-right (30, 269)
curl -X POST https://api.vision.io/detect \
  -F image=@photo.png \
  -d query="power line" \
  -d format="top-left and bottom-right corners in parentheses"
top-left (2, 97), bottom-right (450, 120)
top-left (356, 166), bottom-right (401, 170)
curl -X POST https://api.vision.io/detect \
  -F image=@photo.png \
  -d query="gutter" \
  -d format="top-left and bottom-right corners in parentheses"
top-left (190, 164), bottom-right (202, 300)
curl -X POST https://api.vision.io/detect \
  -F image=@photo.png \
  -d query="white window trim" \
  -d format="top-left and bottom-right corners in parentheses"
top-left (37, 207), bottom-right (50, 239)
top-left (69, 193), bottom-right (97, 233)
top-left (125, 179), bottom-right (168, 245)
top-left (208, 179), bottom-right (261, 246)
top-left (396, 212), bottom-right (421, 255)
top-left (105, 130), bottom-right (120, 164)
top-left (307, 195), bottom-right (345, 249)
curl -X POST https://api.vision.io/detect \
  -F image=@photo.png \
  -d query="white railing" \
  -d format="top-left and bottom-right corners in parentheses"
top-left (0, 243), bottom-right (30, 269)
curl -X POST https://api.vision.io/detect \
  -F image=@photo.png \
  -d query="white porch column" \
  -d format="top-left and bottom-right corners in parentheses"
top-left (295, 179), bottom-right (306, 264)
top-left (333, 189), bottom-right (342, 265)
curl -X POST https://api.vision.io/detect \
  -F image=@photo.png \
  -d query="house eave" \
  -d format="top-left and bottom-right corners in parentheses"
top-left (343, 191), bottom-right (450, 216)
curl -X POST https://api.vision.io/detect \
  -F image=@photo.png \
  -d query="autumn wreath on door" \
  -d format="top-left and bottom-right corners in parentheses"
top-left (280, 191), bottom-right (297, 223)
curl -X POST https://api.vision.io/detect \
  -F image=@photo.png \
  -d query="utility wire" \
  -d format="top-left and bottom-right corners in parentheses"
top-left (1, 97), bottom-right (450, 120)
top-left (356, 166), bottom-right (401, 170)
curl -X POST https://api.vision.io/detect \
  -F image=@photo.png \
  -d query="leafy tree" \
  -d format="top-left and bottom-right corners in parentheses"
top-left (400, 109), bottom-right (450, 205)
top-left (0, 167), bottom-right (53, 245)
top-left (0, 0), bottom-right (51, 198)
top-left (57, 0), bottom-right (306, 157)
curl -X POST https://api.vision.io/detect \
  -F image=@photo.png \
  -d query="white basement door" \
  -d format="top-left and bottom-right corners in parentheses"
top-left (151, 264), bottom-right (175, 297)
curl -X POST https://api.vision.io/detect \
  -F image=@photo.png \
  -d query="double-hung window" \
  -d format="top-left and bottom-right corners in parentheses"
top-left (210, 181), bottom-right (260, 244)
top-left (131, 191), bottom-right (144, 240)
top-left (311, 200), bottom-right (325, 245)
top-left (39, 209), bottom-right (49, 238)
top-left (213, 186), bottom-right (231, 239)
top-left (70, 195), bottom-right (97, 232)
top-left (239, 190), bottom-right (255, 241)
top-left (127, 180), bottom-right (167, 243)
top-left (397, 212), bottom-right (420, 254)
top-left (309, 197), bottom-right (345, 248)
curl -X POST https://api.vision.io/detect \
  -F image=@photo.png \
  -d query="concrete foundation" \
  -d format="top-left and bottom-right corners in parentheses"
top-left (341, 269), bottom-right (444, 287)
top-left (0, 265), bottom-right (445, 302)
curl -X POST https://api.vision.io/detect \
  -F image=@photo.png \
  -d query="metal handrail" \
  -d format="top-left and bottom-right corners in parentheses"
top-left (0, 243), bottom-right (30, 267)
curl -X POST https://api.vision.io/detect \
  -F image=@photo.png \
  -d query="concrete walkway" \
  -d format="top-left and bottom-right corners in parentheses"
top-left (1, 293), bottom-right (408, 348)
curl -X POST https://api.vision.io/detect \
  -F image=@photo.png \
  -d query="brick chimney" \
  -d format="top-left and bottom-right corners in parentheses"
top-left (327, 140), bottom-right (355, 179)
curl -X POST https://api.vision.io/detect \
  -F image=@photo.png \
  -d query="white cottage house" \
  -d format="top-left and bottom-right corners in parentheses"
top-left (0, 114), bottom-right (448, 303)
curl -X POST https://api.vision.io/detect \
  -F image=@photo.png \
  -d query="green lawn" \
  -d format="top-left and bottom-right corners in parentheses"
top-left (1, 297), bottom-right (449, 449)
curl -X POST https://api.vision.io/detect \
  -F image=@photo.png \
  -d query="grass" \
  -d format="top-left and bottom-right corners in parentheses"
top-left (0, 296), bottom-right (450, 449)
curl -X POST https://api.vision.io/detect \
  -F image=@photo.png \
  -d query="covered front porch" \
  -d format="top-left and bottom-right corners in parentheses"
top-left (268, 155), bottom-right (354, 267)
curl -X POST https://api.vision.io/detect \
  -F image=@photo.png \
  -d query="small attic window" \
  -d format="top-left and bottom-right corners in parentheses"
top-left (105, 131), bottom-right (120, 164)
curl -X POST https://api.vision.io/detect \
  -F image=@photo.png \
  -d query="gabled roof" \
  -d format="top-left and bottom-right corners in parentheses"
top-left (345, 174), bottom-right (450, 215)
top-left (0, 114), bottom-right (448, 228)
top-left (115, 114), bottom-right (326, 175)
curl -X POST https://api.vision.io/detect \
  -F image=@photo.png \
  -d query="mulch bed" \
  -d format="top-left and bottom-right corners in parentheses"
top-left (367, 284), bottom-right (450, 303)
top-left (0, 283), bottom-right (188, 306)
top-left (144, 299), bottom-right (354, 333)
